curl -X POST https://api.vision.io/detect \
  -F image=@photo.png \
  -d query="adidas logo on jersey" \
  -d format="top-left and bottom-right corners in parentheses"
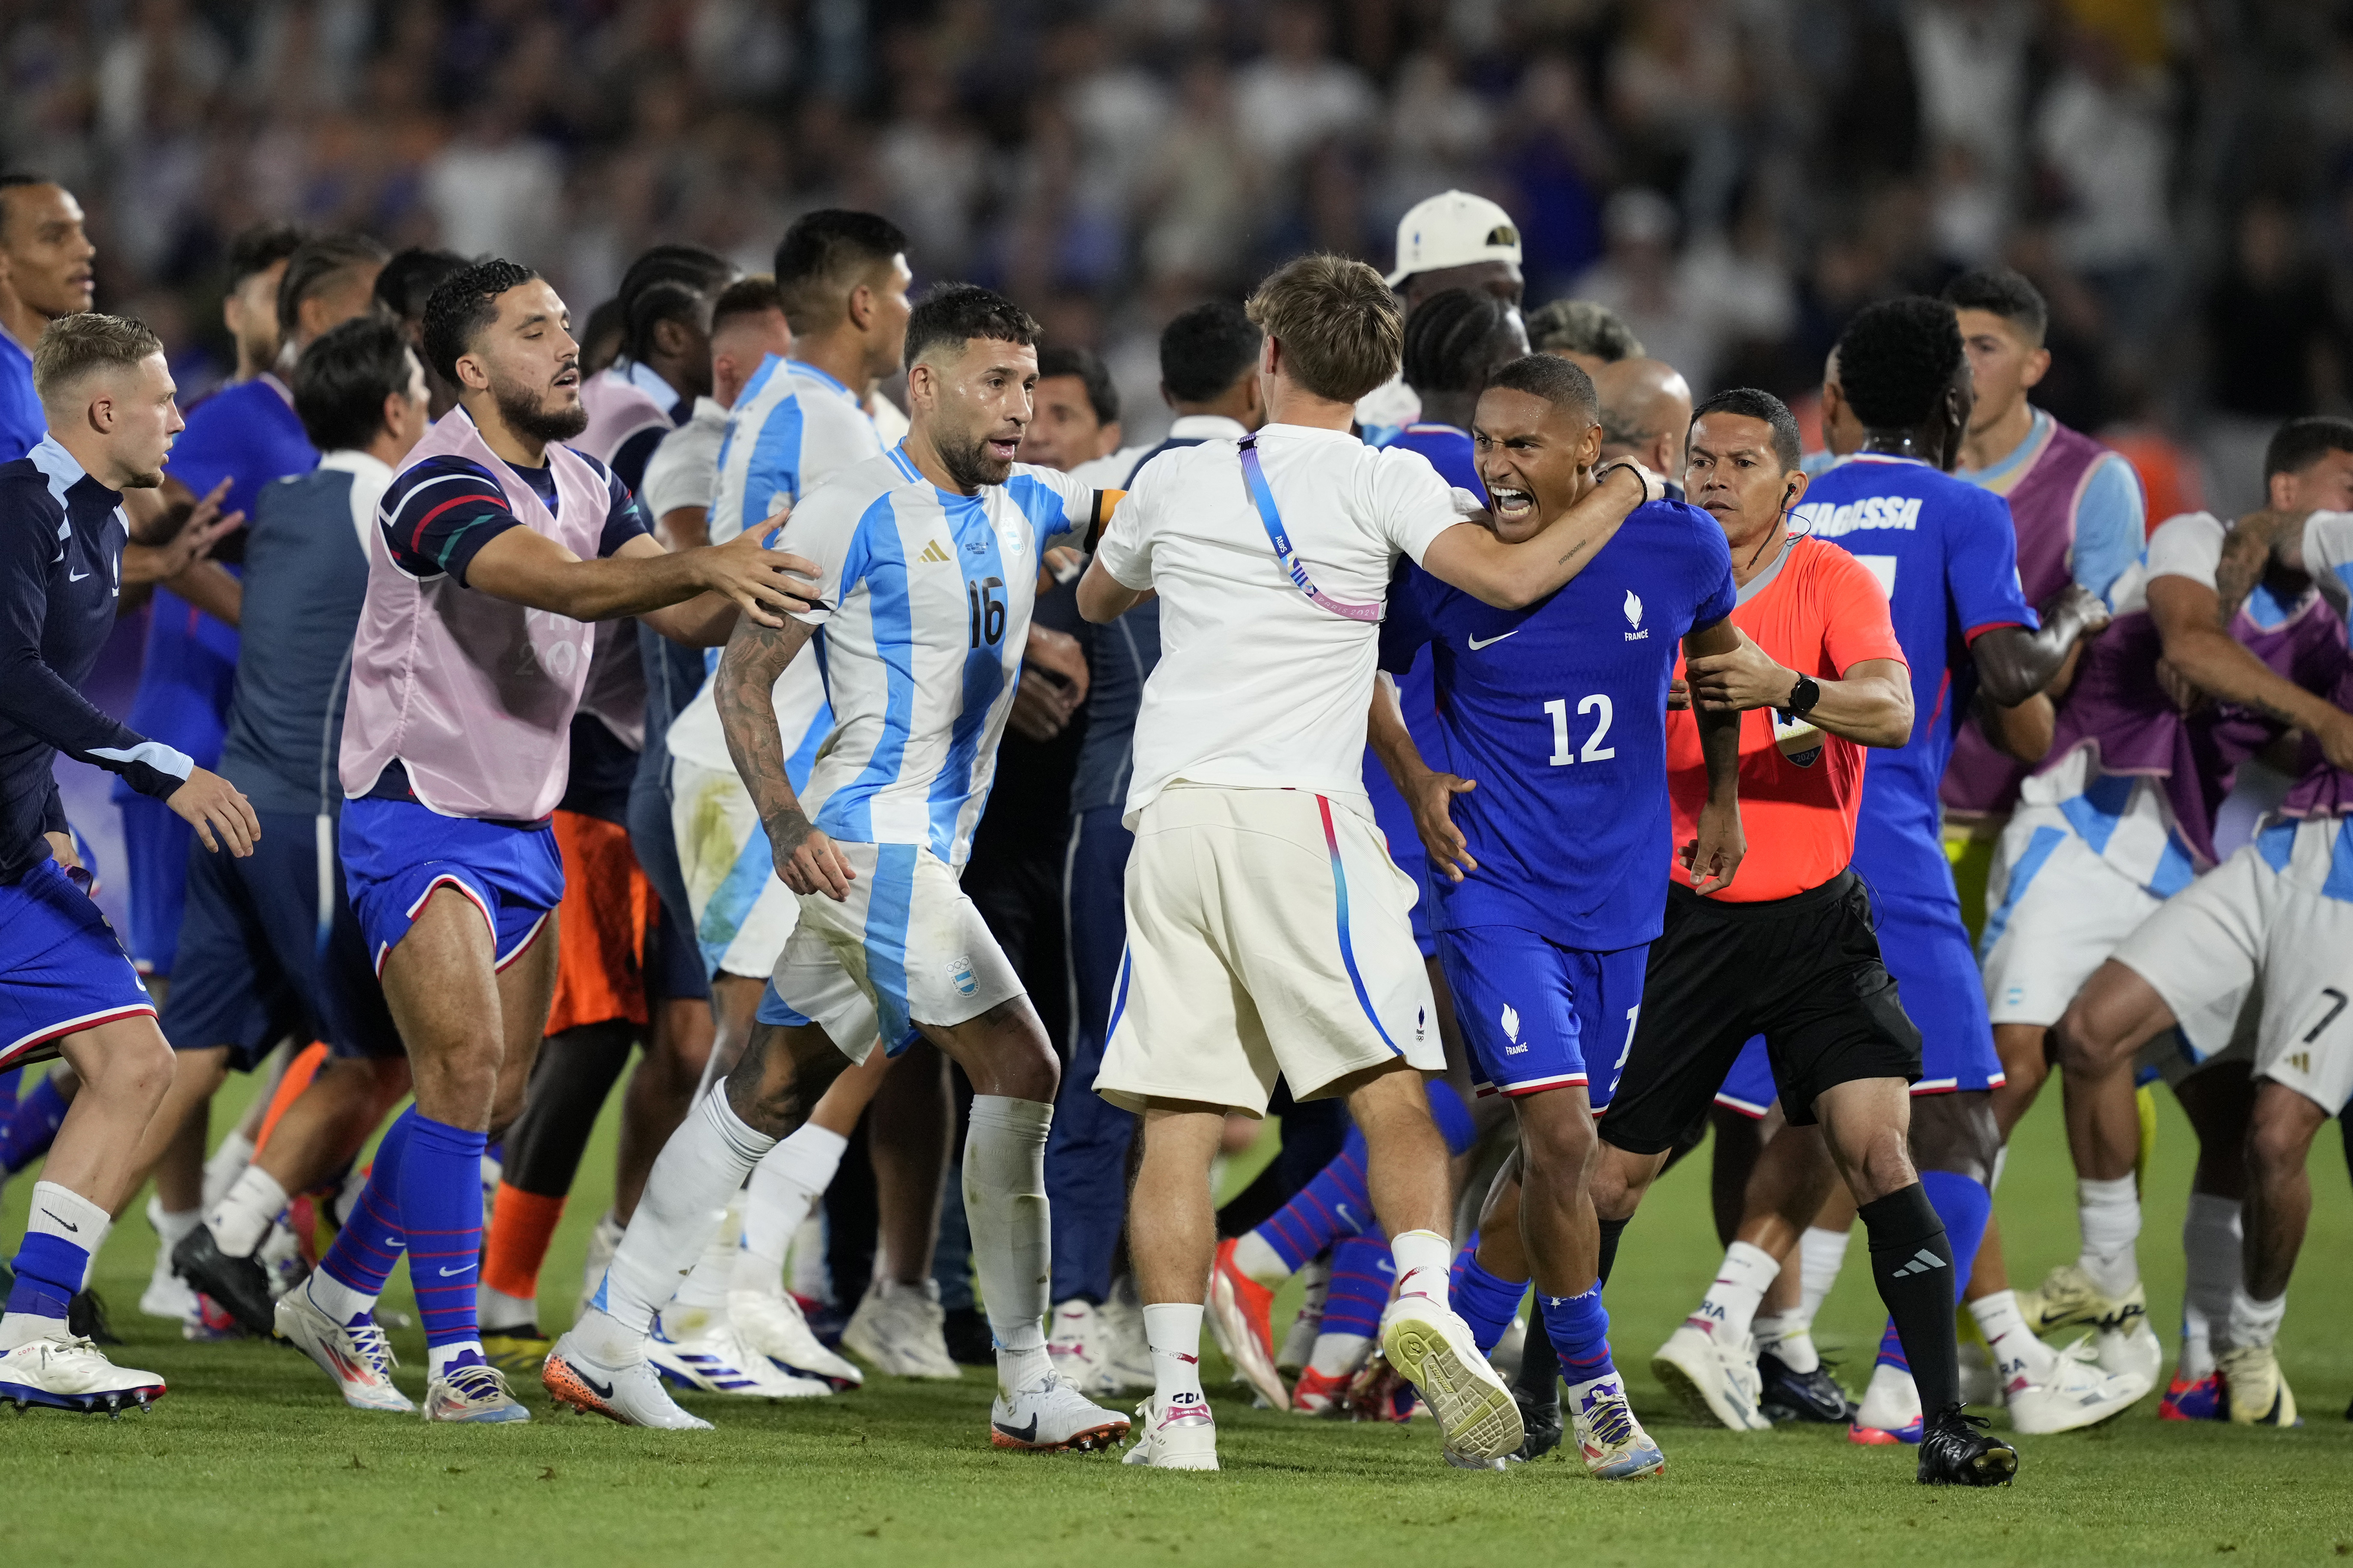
top-left (919, 540), bottom-right (952, 564)
top-left (1623, 589), bottom-right (1648, 640)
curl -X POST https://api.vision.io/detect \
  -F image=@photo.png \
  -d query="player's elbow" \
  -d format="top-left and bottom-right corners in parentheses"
top-left (1864, 684), bottom-right (1914, 748)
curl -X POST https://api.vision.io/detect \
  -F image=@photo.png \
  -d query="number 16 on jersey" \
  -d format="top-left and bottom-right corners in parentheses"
top-left (1545, 695), bottom-right (1616, 766)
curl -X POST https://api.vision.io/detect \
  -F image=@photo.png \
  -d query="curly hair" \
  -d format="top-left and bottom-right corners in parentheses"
top-left (421, 257), bottom-right (540, 385)
top-left (1833, 296), bottom-right (1965, 432)
top-left (1401, 288), bottom-right (1518, 399)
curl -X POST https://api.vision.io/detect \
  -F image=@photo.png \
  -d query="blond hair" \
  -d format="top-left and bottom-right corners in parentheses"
top-left (1245, 254), bottom-right (1402, 404)
top-left (33, 312), bottom-right (163, 409)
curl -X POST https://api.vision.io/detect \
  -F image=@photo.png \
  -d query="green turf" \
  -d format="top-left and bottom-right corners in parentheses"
top-left (4, 1071), bottom-right (2350, 1567)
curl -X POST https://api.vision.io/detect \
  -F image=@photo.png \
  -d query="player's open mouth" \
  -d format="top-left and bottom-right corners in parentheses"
top-left (987, 437), bottom-right (1020, 461)
top-left (1490, 486), bottom-right (1535, 522)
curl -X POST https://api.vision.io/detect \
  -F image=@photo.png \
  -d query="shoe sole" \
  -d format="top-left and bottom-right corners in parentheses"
top-left (990, 1417), bottom-right (1131, 1453)
top-left (276, 1307), bottom-right (413, 1414)
top-left (1586, 1447), bottom-right (1666, 1480)
top-left (1848, 1422), bottom-right (1921, 1446)
top-left (1381, 1314), bottom-right (1521, 1463)
top-left (0, 1379), bottom-right (164, 1414)
top-left (1923, 1444), bottom-right (2018, 1486)
top-left (542, 1355), bottom-right (638, 1425)
top-left (1651, 1345), bottom-right (1756, 1434)
top-left (424, 1401), bottom-right (531, 1423)
top-left (1207, 1269), bottom-right (1289, 1413)
top-left (2009, 1382), bottom-right (2147, 1436)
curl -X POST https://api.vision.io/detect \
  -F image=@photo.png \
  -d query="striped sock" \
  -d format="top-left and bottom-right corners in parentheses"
top-left (1253, 1129), bottom-right (1372, 1275)
top-left (1450, 1239), bottom-right (1526, 1354)
top-left (1875, 1317), bottom-right (1908, 1370)
top-left (317, 1109), bottom-right (413, 1303)
top-left (1542, 1284), bottom-right (1615, 1386)
top-left (396, 1111), bottom-right (488, 1373)
top-left (1321, 1232), bottom-right (1393, 1341)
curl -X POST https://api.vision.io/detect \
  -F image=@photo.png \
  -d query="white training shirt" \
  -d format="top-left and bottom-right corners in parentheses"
top-left (638, 395), bottom-right (729, 524)
top-left (782, 444), bottom-right (1105, 867)
top-left (1094, 421), bottom-right (1464, 824)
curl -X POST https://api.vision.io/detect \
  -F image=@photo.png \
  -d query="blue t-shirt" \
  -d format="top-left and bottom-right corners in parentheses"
top-left (166, 376), bottom-right (319, 529)
top-left (1796, 452), bottom-right (2036, 894)
top-left (1380, 497), bottom-right (1737, 950)
top-left (1368, 425), bottom-right (1475, 848)
top-left (0, 327), bottom-right (40, 464)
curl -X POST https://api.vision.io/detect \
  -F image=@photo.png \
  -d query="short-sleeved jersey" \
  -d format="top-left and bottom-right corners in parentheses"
top-left (165, 376), bottom-right (319, 532)
top-left (376, 449), bottom-right (649, 586)
top-left (1382, 497), bottom-right (1735, 949)
top-left (1665, 535), bottom-right (1908, 901)
top-left (783, 444), bottom-right (1108, 867)
top-left (0, 325), bottom-right (43, 464)
top-left (1796, 453), bottom-right (2035, 890)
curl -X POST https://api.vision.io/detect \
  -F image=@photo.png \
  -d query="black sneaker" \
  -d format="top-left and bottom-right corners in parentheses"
top-left (940, 1305), bottom-right (996, 1366)
top-left (1917, 1403), bottom-right (2017, 1486)
top-left (172, 1225), bottom-right (276, 1337)
top-left (1510, 1384), bottom-right (1564, 1462)
top-left (68, 1288), bottom-right (117, 1344)
top-left (1758, 1350), bottom-right (1856, 1423)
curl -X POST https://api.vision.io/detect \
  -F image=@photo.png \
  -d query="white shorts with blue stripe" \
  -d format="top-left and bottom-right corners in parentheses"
top-left (672, 756), bottom-right (802, 981)
top-left (1980, 799), bottom-right (2169, 1029)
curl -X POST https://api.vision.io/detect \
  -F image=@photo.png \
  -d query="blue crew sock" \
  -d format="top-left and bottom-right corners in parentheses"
top-left (3, 1181), bottom-right (103, 1335)
top-left (1541, 1284), bottom-right (1616, 1388)
top-left (318, 1104), bottom-right (415, 1300)
top-left (1322, 1232), bottom-right (1393, 1341)
top-left (0, 1074), bottom-right (71, 1175)
top-left (398, 1111), bottom-right (489, 1357)
top-left (1875, 1318), bottom-right (1908, 1370)
top-left (1450, 1239), bottom-right (1526, 1354)
top-left (1255, 1128), bottom-right (1372, 1273)
top-left (1918, 1168), bottom-right (1992, 1302)
top-left (1426, 1080), bottom-right (1476, 1156)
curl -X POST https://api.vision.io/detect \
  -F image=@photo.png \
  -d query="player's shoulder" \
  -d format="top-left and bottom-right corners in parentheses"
top-left (384, 451), bottom-right (503, 511)
top-left (2148, 509), bottom-right (2223, 551)
top-left (794, 448), bottom-right (910, 521)
top-left (0, 454), bottom-right (58, 513)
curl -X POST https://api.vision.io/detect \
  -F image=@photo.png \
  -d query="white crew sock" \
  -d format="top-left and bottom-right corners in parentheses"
top-left (2075, 1176), bottom-right (2141, 1298)
top-left (1229, 1229), bottom-right (1292, 1288)
top-left (2179, 1192), bottom-right (2241, 1380)
top-left (1390, 1229), bottom-right (1452, 1308)
top-left (207, 1165), bottom-right (288, 1259)
top-left (0, 1182), bottom-right (107, 1349)
top-left (147, 1195), bottom-right (200, 1252)
top-left (788, 1210), bottom-right (829, 1302)
top-left (1693, 1240), bottom-right (1779, 1341)
top-left (672, 1191), bottom-right (745, 1312)
top-left (1309, 1331), bottom-right (1371, 1377)
top-left (201, 1130), bottom-right (256, 1212)
top-left (477, 1283), bottom-right (537, 1334)
top-left (1752, 1312), bottom-right (1818, 1374)
top-left (1144, 1301), bottom-right (1206, 1404)
top-left (1970, 1287), bottom-right (2054, 1387)
top-left (964, 1095), bottom-right (1055, 1388)
top-left (735, 1124), bottom-right (848, 1296)
top-left (571, 1088), bottom-right (775, 1366)
top-left (304, 1266), bottom-right (376, 1325)
top-left (1796, 1225), bottom-right (1851, 1324)
top-left (2226, 1285), bottom-right (2285, 1352)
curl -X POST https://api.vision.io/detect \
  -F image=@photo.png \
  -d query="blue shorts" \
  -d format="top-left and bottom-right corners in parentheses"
top-left (160, 809), bottom-right (401, 1071)
top-left (118, 792), bottom-right (192, 976)
top-left (1365, 757), bottom-right (1436, 959)
top-left (1869, 885), bottom-right (2004, 1096)
top-left (1715, 1036), bottom-right (1775, 1118)
top-left (1436, 925), bottom-right (1648, 1107)
top-left (0, 856), bottom-right (156, 1072)
top-left (339, 797), bottom-right (563, 976)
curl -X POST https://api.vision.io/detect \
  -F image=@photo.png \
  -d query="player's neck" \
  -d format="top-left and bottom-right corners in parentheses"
top-left (1263, 381), bottom-right (1356, 434)
top-left (47, 425), bottom-right (130, 492)
top-left (0, 290), bottom-right (49, 355)
top-left (1959, 396), bottom-right (2033, 472)
top-left (1861, 427), bottom-right (1945, 467)
top-left (903, 422), bottom-right (977, 496)
top-left (791, 334), bottom-right (874, 399)
top-left (1727, 520), bottom-right (1788, 587)
top-left (463, 395), bottom-right (549, 469)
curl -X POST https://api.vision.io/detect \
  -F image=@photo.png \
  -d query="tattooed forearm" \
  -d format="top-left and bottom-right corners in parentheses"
top-left (2217, 510), bottom-right (2307, 623)
top-left (717, 612), bottom-right (816, 836)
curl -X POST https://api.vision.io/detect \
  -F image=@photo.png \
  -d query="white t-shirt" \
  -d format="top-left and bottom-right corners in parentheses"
top-left (639, 396), bottom-right (729, 524)
top-left (1094, 422), bottom-right (1464, 822)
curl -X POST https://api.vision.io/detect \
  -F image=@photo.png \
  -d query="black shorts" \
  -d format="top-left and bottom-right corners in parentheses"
top-left (1598, 870), bottom-right (1922, 1156)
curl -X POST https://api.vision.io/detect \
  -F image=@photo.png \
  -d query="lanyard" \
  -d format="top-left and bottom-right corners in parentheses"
top-left (1239, 434), bottom-right (1384, 623)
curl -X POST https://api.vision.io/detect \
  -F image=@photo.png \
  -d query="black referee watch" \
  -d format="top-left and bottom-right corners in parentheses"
top-left (1780, 672), bottom-right (1822, 720)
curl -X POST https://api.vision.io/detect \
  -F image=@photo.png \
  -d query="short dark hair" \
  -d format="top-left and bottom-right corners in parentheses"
top-left (1690, 387), bottom-right (1803, 473)
top-left (1524, 298), bottom-right (1643, 361)
top-left (0, 173), bottom-right (55, 245)
top-left (1942, 266), bottom-right (2048, 347)
top-left (276, 232), bottom-right (390, 343)
top-left (618, 244), bottom-right (736, 309)
top-left (1036, 345), bottom-right (1118, 427)
top-left (292, 315), bottom-right (417, 453)
top-left (226, 222), bottom-right (308, 289)
top-left (622, 278), bottom-right (706, 364)
top-left (2263, 416), bottom-right (2353, 481)
top-left (711, 274), bottom-right (787, 334)
top-left (1402, 288), bottom-right (1517, 398)
top-left (1245, 254), bottom-right (1400, 404)
top-left (1159, 300), bottom-right (1261, 405)
top-left (373, 247), bottom-right (470, 325)
top-left (1834, 297), bottom-right (1965, 432)
top-left (1484, 352), bottom-right (1597, 424)
top-left (903, 282), bottom-right (1040, 370)
top-left (421, 258), bottom-right (540, 385)
top-left (773, 210), bottom-right (910, 335)
top-left (32, 311), bottom-right (162, 407)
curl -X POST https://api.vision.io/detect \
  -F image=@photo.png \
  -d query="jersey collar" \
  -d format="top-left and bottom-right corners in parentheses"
top-left (788, 358), bottom-right (860, 404)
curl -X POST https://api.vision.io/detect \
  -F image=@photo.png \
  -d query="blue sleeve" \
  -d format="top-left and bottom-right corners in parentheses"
top-left (377, 458), bottom-right (520, 585)
top-left (1952, 490), bottom-right (2039, 640)
top-left (1690, 511), bottom-right (1736, 628)
top-left (596, 468), bottom-right (652, 559)
top-left (1379, 559), bottom-right (1435, 673)
top-left (163, 395), bottom-right (247, 509)
top-left (2070, 453), bottom-right (2146, 607)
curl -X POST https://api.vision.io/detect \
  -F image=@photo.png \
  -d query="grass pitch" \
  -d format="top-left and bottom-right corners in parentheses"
top-left (3, 1074), bottom-right (2350, 1568)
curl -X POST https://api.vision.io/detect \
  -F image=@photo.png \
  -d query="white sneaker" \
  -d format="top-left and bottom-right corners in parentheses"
top-left (1378, 1294), bottom-right (1523, 1462)
top-left (422, 1359), bottom-right (531, 1423)
top-left (729, 1290), bottom-right (862, 1388)
top-left (1570, 1375), bottom-right (1667, 1479)
top-left (0, 1334), bottom-right (166, 1414)
top-left (542, 1332), bottom-right (712, 1429)
top-left (650, 1304), bottom-right (831, 1398)
top-left (1123, 1393), bottom-right (1218, 1469)
top-left (2216, 1342), bottom-right (2301, 1426)
top-left (139, 1245), bottom-right (200, 1326)
top-left (990, 1367), bottom-right (1131, 1452)
top-left (1048, 1299), bottom-right (1117, 1396)
top-left (842, 1278), bottom-right (961, 1379)
top-left (1651, 1320), bottom-right (1770, 1432)
top-left (576, 1210), bottom-right (624, 1321)
top-left (2095, 1318), bottom-right (2163, 1389)
top-left (1098, 1278), bottom-right (1156, 1392)
top-left (1957, 1337), bottom-right (2000, 1407)
top-left (275, 1286), bottom-right (415, 1413)
top-left (2003, 1335), bottom-right (2151, 1435)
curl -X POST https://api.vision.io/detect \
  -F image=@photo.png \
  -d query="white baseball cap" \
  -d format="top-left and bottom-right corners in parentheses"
top-left (1386, 190), bottom-right (1523, 286)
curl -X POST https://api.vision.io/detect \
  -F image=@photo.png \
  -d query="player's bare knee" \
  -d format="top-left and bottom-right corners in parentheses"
top-left (2245, 1093), bottom-right (2323, 1180)
top-left (1910, 1091), bottom-right (2000, 1186)
top-left (1517, 1094), bottom-right (1597, 1184)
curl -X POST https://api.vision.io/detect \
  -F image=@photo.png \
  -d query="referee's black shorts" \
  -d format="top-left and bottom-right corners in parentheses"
top-left (1598, 869), bottom-right (1922, 1155)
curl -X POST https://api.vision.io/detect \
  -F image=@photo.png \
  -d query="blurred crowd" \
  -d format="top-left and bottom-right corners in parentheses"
top-left (7, 0), bottom-right (2353, 508)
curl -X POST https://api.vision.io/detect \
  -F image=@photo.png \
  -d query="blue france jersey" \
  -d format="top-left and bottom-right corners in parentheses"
top-left (1797, 453), bottom-right (2036, 890)
top-left (1381, 497), bottom-right (1736, 950)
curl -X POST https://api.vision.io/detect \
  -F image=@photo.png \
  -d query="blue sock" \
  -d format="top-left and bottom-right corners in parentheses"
top-left (1919, 1169), bottom-right (1992, 1302)
top-left (1322, 1232), bottom-right (1393, 1341)
top-left (1426, 1080), bottom-right (1476, 1156)
top-left (318, 1105), bottom-right (414, 1300)
top-left (1542, 1285), bottom-right (1616, 1388)
top-left (0, 1074), bottom-right (71, 1175)
top-left (5, 1182), bottom-right (101, 1326)
top-left (0, 1066), bottom-right (20, 1115)
top-left (1254, 1129), bottom-right (1372, 1274)
top-left (399, 1111), bottom-right (488, 1351)
top-left (1450, 1240), bottom-right (1526, 1354)
top-left (1876, 1318), bottom-right (1908, 1370)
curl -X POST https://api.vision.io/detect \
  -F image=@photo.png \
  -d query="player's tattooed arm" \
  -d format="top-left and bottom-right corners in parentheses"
top-left (2146, 567), bottom-right (2353, 769)
top-left (717, 612), bottom-right (856, 899)
top-left (1365, 673), bottom-right (1477, 881)
top-left (2213, 509), bottom-right (2312, 622)
top-left (1681, 615), bottom-right (1745, 895)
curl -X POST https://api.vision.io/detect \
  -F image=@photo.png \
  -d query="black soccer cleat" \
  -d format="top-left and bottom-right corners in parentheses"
top-left (1509, 1384), bottom-right (1564, 1463)
top-left (941, 1305), bottom-right (997, 1366)
top-left (1758, 1350), bottom-right (1856, 1424)
top-left (1917, 1403), bottom-right (2017, 1486)
top-left (172, 1224), bottom-right (277, 1338)
top-left (69, 1289), bottom-right (118, 1345)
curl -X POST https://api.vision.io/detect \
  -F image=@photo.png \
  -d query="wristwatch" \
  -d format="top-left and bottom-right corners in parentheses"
top-left (1779, 672), bottom-right (1821, 719)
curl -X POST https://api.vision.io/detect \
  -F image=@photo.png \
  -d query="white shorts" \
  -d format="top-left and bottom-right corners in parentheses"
top-left (1980, 802), bottom-right (2163, 1027)
top-left (1095, 785), bottom-right (1442, 1116)
top-left (769, 838), bottom-right (1021, 1065)
top-left (2111, 820), bottom-right (2353, 1112)
top-left (672, 757), bottom-right (800, 981)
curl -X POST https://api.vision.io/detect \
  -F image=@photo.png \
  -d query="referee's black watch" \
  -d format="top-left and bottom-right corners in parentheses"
top-left (1778, 672), bottom-right (1822, 720)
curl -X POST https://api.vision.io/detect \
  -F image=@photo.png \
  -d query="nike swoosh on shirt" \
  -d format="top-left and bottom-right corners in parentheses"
top-left (68, 568), bottom-right (90, 582)
top-left (1466, 630), bottom-right (1520, 650)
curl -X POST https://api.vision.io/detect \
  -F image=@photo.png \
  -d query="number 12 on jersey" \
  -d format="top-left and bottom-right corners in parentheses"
top-left (1545, 695), bottom-right (1616, 766)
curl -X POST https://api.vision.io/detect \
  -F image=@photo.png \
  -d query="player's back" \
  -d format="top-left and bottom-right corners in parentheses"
top-left (709, 357), bottom-right (881, 544)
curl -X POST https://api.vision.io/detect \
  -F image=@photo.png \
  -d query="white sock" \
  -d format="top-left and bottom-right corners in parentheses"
top-left (201, 1130), bottom-right (256, 1212)
top-left (1988, 1145), bottom-right (2009, 1194)
top-left (1970, 1287), bottom-right (2053, 1385)
top-left (207, 1165), bottom-right (288, 1259)
top-left (1796, 1225), bottom-right (1850, 1324)
top-left (572, 1088), bottom-right (775, 1365)
top-left (1752, 1312), bottom-right (1818, 1374)
top-left (1143, 1301), bottom-right (1205, 1404)
top-left (1390, 1229), bottom-right (1452, 1308)
top-left (146, 1195), bottom-right (199, 1251)
top-left (2179, 1192), bottom-right (2240, 1379)
top-left (964, 1096), bottom-right (1055, 1388)
top-left (1308, 1331), bottom-right (1370, 1377)
top-left (735, 1124), bottom-right (847, 1296)
top-left (2075, 1176), bottom-right (2141, 1298)
top-left (1692, 1240), bottom-right (1779, 1341)
top-left (428, 1339), bottom-right (484, 1378)
top-left (1230, 1229), bottom-right (1291, 1288)
top-left (788, 1210), bottom-right (829, 1302)
top-left (2226, 1285), bottom-right (2285, 1352)
top-left (673, 1191), bottom-right (744, 1312)
top-left (305, 1266), bottom-right (376, 1325)
top-left (477, 1283), bottom-right (536, 1333)
top-left (0, 1182), bottom-right (105, 1348)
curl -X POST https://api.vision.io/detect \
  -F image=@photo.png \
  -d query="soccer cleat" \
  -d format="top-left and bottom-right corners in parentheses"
top-left (1047, 1298), bottom-right (1115, 1396)
top-left (1378, 1294), bottom-right (1523, 1462)
top-left (1917, 1403), bottom-right (2016, 1486)
top-left (730, 1290), bottom-right (862, 1390)
top-left (1757, 1349), bottom-right (1856, 1423)
top-left (0, 1335), bottom-right (165, 1414)
top-left (576, 1210), bottom-right (623, 1321)
top-left (1510, 1384), bottom-right (1565, 1461)
top-left (483, 1331), bottom-right (553, 1379)
top-left (1206, 1237), bottom-right (1287, 1411)
top-left (2215, 1343), bottom-right (2300, 1426)
top-left (138, 1225), bottom-right (200, 1326)
top-left (841, 1278), bottom-right (962, 1379)
top-left (2002, 1335), bottom-right (2151, 1435)
top-left (542, 1334), bottom-right (711, 1429)
top-left (990, 1368), bottom-right (1131, 1453)
top-left (1291, 1364), bottom-right (1349, 1415)
top-left (423, 1358), bottom-right (530, 1423)
top-left (1123, 1393), bottom-right (1217, 1469)
top-left (171, 1223), bottom-right (277, 1338)
top-left (1651, 1321), bottom-right (1771, 1432)
top-left (1957, 1337), bottom-right (2000, 1407)
top-left (2158, 1368), bottom-right (2227, 1422)
top-left (2018, 1262), bottom-right (2112, 1337)
top-left (2093, 1315), bottom-right (2163, 1390)
top-left (1097, 1278), bottom-right (1155, 1392)
top-left (275, 1287), bottom-right (414, 1413)
top-left (1570, 1376), bottom-right (1666, 1480)
top-left (649, 1305), bottom-right (831, 1398)
top-left (1849, 1361), bottom-right (1924, 1444)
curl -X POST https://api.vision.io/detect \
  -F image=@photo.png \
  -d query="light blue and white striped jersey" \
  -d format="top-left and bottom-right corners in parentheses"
top-left (785, 444), bottom-right (1109, 867)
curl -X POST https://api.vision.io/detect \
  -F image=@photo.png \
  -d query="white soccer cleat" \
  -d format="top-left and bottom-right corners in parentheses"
top-left (1651, 1320), bottom-right (1771, 1432)
top-left (542, 1332), bottom-right (713, 1429)
top-left (1957, 1336), bottom-right (2000, 1408)
top-left (2003, 1335), bottom-right (2151, 1435)
top-left (1097, 1279), bottom-right (1156, 1392)
top-left (423, 1359), bottom-right (531, 1423)
top-left (0, 1334), bottom-right (166, 1414)
top-left (1378, 1294), bottom-right (1523, 1463)
top-left (729, 1290), bottom-right (862, 1389)
top-left (1123, 1393), bottom-right (1218, 1470)
top-left (650, 1304), bottom-right (832, 1398)
top-left (2094, 1317), bottom-right (2163, 1389)
top-left (990, 1367), bottom-right (1131, 1452)
top-left (2216, 1343), bottom-right (2300, 1427)
top-left (1570, 1375), bottom-right (1667, 1479)
top-left (1048, 1298), bottom-right (1117, 1396)
top-left (576, 1211), bottom-right (624, 1321)
top-left (274, 1287), bottom-right (414, 1413)
top-left (138, 1247), bottom-right (201, 1327)
top-left (841, 1278), bottom-right (962, 1379)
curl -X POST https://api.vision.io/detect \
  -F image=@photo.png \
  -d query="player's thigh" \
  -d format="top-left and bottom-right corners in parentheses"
top-left (672, 757), bottom-right (799, 984)
top-left (1982, 817), bottom-right (2159, 1029)
top-left (1873, 890), bottom-right (2000, 1094)
top-left (2249, 865), bottom-right (2353, 1118)
top-left (1765, 882), bottom-right (1923, 1126)
top-left (765, 928), bottom-right (886, 1071)
top-left (0, 857), bottom-right (161, 1077)
top-left (2100, 846), bottom-right (2273, 1062)
top-left (154, 831), bottom-right (295, 1070)
top-left (1436, 924), bottom-right (1586, 1103)
top-left (1598, 900), bottom-right (1762, 1157)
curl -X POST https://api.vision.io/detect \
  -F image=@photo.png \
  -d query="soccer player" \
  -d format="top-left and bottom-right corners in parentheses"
top-left (546, 283), bottom-right (1128, 1452)
top-left (0, 175), bottom-right (96, 463)
top-left (373, 247), bottom-right (471, 418)
top-left (1526, 298), bottom-right (1644, 374)
top-left (269, 258), bottom-right (816, 1424)
top-left (582, 246), bottom-right (738, 492)
top-left (1594, 357), bottom-right (1694, 493)
top-left (1358, 190), bottom-right (1524, 438)
top-left (1078, 254), bottom-right (1659, 1471)
top-left (0, 312), bottom-right (258, 1410)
